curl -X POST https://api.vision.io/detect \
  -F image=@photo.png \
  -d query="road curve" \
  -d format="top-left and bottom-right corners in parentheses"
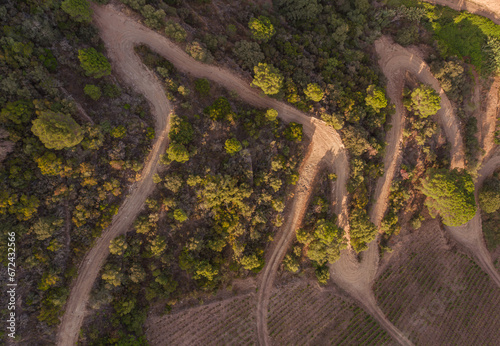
top-left (57, 4), bottom-right (349, 345)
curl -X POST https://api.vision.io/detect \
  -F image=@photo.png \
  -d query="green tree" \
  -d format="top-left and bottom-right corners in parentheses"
top-left (102, 264), bottom-right (123, 287)
top-left (0, 100), bottom-right (33, 124)
top-left (195, 78), bottom-right (211, 96)
top-left (169, 115), bottom-right (193, 145)
top-left (173, 208), bottom-right (188, 222)
top-left (109, 235), bottom-right (128, 256)
top-left (420, 168), bottom-right (476, 226)
top-left (110, 125), bottom-right (126, 139)
top-left (167, 143), bottom-right (190, 163)
top-left (304, 83), bottom-right (324, 102)
top-left (365, 85), bottom-right (388, 113)
top-left (251, 63), bottom-right (284, 95)
top-left (78, 48), bottom-right (112, 79)
top-left (225, 138), bottom-right (242, 155)
top-left (349, 209), bottom-right (377, 252)
top-left (31, 111), bottom-right (83, 150)
top-left (284, 122), bottom-right (302, 142)
top-left (165, 20), bottom-right (187, 42)
top-left (479, 177), bottom-right (500, 213)
top-left (240, 253), bottom-right (263, 271)
top-left (149, 235), bottom-right (167, 256)
top-left (233, 41), bottom-right (265, 70)
top-left (405, 85), bottom-right (441, 118)
top-left (35, 152), bottom-right (63, 176)
top-left (83, 84), bottom-right (102, 100)
top-left (274, 0), bottom-right (323, 22)
top-left (193, 261), bottom-right (218, 281)
top-left (314, 264), bottom-right (330, 284)
top-left (203, 97), bottom-right (233, 121)
top-left (248, 16), bottom-right (276, 42)
top-left (61, 0), bottom-right (92, 23)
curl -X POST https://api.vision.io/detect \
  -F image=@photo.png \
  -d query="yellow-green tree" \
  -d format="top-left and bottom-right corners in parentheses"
top-left (78, 48), bottom-right (111, 78)
top-left (31, 111), bottom-right (83, 150)
top-left (248, 16), bottom-right (275, 42)
top-left (251, 63), bottom-right (284, 95)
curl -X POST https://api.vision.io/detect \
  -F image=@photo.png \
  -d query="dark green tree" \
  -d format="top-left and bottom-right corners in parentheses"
top-left (61, 0), bottom-right (92, 23)
top-left (479, 177), bottom-right (500, 213)
top-left (284, 122), bottom-right (302, 142)
top-left (273, 0), bottom-right (323, 22)
top-left (420, 168), bottom-right (476, 226)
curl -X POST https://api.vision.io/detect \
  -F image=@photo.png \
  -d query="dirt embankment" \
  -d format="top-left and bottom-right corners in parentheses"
top-left (423, 0), bottom-right (500, 25)
top-left (57, 4), bottom-right (349, 346)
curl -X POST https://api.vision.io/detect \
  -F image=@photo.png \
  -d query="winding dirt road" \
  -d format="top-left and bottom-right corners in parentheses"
top-left (58, 1), bottom-right (500, 345)
top-left (57, 4), bottom-right (349, 345)
top-left (331, 35), bottom-right (466, 346)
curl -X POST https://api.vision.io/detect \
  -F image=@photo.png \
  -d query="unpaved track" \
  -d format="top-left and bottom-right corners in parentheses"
top-left (331, 35), bottom-right (466, 346)
top-left (57, 4), bottom-right (348, 346)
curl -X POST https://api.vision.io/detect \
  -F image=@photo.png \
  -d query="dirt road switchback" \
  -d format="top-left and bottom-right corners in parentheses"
top-left (57, 4), bottom-right (349, 346)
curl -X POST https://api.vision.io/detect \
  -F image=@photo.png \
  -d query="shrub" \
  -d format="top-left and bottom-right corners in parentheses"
top-left (420, 168), bottom-right (476, 226)
top-left (265, 108), bottom-right (278, 121)
top-left (78, 48), bottom-right (111, 79)
top-left (165, 20), bottom-right (187, 42)
top-left (284, 122), bottom-right (302, 142)
top-left (61, 0), bottom-right (92, 23)
top-left (83, 84), bottom-right (102, 100)
top-left (110, 125), bottom-right (126, 139)
top-left (195, 78), bottom-right (210, 96)
top-left (31, 111), bottom-right (83, 150)
top-left (314, 264), bottom-right (330, 284)
top-left (251, 63), bottom-right (284, 95)
top-left (225, 138), bottom-right (242, 155)
top-left (203, 97), bottom-right (233, 121)
top-left (167, 143), bottom-right (190, 163)
top-left (186, 41), bottom-right (213, 63)
top-left (304, 83), bottom-right (324, 102)
top-left (173, 208), bottom-right (188, 222)
top-left (248, 16), bottom-right (275, 42)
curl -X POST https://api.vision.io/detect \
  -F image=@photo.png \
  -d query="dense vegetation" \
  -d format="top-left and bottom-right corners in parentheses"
top-left (0, 0), bottom-right (154, 343)
top-left (81, 45), bottom-right (305, 343)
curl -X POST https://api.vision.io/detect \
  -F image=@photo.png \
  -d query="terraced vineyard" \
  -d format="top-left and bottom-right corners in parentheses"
top-left (146, 294), bottom-right (257, 345)
top-left (268, 283), bottom-right (392, 345)
top-left (375, 220), bottom-right (500, 345)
